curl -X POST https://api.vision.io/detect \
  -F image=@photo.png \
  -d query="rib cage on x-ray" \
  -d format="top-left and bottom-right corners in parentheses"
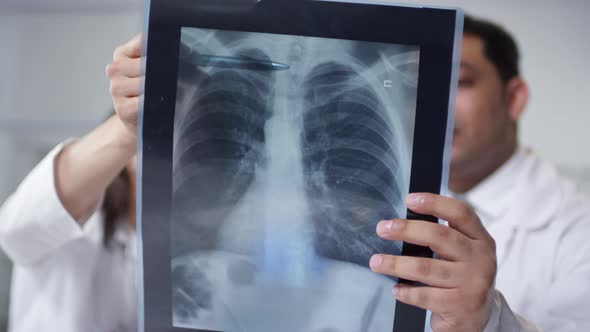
top-left (171, 29), bottom-right (418, 282)
top-left (302, 61), bottom-right (409, 267)
top-left (172, 44), bottom-right (275, 256)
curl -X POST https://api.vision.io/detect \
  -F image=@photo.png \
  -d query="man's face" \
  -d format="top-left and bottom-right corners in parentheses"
top-left (452, 34), bottom-right (515, 171)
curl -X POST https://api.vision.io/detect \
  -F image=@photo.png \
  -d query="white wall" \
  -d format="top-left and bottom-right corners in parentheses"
top-left (0, 11), bottom-right (142, 148)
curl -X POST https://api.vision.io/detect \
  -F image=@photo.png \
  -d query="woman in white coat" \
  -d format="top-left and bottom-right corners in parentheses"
top-left (0, 122), bottom-right (139, 331)
top-left (0, 35), bottom-right (144, 331)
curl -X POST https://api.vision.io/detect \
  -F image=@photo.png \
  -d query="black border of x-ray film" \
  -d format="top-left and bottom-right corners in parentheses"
top-left (137, 1), bottom-right (463, 331)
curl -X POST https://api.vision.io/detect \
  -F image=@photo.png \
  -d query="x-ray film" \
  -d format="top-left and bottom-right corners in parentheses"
top-left (138, 1), bottom-right (463, 332)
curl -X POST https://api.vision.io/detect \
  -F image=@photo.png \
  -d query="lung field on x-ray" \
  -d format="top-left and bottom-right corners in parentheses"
top-left (303, 61), bottom-right (408, 267)
top-left (172, 45), bottom-right (275, 255)
top-left (170, 28), bottom-right (419, 330)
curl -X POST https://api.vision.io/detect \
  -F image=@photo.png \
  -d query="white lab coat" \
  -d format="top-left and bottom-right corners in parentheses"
top-left (459, 148), bottom-right (590, 332)
top-left (0, 143), bottom-right (137, 332)
top-left (0, 143), bottom-right (589, 332)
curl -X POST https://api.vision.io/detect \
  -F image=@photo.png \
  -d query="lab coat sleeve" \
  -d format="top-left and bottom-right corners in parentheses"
top-left (0, 141), bottom-right (98, 265)
top-left (530, 198), bottom-right (590, 332)
top-left (484, 195), bottom-right (590, 332)
top-left (482, 290), bottom-right (541, 332)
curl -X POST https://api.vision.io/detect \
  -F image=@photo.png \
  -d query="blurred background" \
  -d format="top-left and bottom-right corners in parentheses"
top-left (0, 0), bottom-right (588, 330)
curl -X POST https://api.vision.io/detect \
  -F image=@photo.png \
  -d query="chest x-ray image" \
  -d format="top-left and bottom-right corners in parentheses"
top-left (169, 28), bottom-right (420, 332)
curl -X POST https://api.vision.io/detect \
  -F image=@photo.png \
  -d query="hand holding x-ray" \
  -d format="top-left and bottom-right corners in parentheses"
top-left (371, 193), bottom-right (497, 332)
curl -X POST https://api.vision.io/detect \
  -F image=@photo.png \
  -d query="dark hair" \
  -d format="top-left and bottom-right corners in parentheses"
top-left (102, 168), bottom-right (130, 247)
top-left (463, 15), bottom-right (521, 82)
top-left (101, 110), bottom-right (132, 247)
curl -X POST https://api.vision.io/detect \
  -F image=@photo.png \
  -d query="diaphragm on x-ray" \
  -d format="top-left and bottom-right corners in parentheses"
top-left (169, 28), bottom-right (420, 332)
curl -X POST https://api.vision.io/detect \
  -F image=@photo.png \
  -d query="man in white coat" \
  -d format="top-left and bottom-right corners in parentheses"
top-left (431, 15), bottom-right (590, 331)
top-left (0, 14), bottom-right (589, 332)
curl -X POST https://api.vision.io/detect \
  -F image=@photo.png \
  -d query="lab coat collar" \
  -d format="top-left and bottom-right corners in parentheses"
top-left (457, 148), bottom-right (526, 224)
top-left (454, 148), bottom-right (560, 231)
